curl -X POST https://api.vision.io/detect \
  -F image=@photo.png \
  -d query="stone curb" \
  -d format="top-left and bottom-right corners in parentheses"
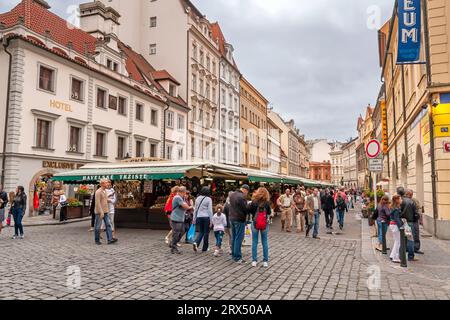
top-left (16, 217), bottom-right (90, 228)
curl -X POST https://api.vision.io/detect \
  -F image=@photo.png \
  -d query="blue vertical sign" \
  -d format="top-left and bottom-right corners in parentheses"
top-left (397, 0), bottom-right (422, 64)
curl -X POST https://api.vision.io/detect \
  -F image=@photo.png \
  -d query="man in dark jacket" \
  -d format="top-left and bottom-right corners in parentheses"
top-left (229, 185), bottom-right (250, 263)
top-left (397, 187), bottom-right (417, 261)
top-left (406, 189), bottom-right (424, 255)
top-left (321, 189), bottom-right (335, 234)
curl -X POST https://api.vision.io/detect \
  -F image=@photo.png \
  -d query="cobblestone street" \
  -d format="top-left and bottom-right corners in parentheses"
top-left (0, 208), bottom-right (449, 300)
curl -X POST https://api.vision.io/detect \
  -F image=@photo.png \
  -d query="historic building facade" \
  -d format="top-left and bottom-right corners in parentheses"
top-left (97, 0), bottom-right (221, 162)
top-left (0, 0), bottom-right (187, 216)
top-left (329, 142), bottom-right (344, 186)
top-left (240, 77), bottom-right (268, 170)
top-left (342, 138), bottom-right (358, 189)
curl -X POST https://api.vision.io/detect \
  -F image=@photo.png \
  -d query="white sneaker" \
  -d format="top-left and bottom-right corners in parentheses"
top-left (19, 235), bottom-right (24, 240)
top-left (263, 262), bottom-right (269, 268)
top-left (214, 250), bottom-right (219, 257)
top-left (12, 235), bottom-right (17, 240)
top-left (251, 261), bottom-right (257, 267)
top-left (165, 238), bottom-right (169, 245)
top-left (176, 243), bottom-right (182, 247)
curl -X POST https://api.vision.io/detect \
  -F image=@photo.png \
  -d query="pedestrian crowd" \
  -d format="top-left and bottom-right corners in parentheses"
top-left (372, 187), bottom-right (424, 264)
top-left (161, 184), bottom-right (359, 268)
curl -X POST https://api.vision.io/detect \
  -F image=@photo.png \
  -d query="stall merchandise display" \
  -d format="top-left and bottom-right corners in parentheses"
top-left (116, 181), bottom-right (143, 209)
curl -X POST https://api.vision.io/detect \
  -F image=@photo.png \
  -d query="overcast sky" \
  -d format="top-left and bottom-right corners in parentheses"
top-left (1, 0), bottom-right (394, 142)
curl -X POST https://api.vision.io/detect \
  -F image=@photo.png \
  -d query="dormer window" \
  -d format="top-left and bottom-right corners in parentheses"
top-left (169, 84), bottom-right (177, 97)
top-left (106, 59), bottom-right (119, 72)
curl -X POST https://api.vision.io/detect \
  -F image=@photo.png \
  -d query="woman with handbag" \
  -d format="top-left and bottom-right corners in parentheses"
top-left (11, 186), bottom-right (27, 239)
top-left (248, 187), bottom-right (273, 268)
top-left (389, 195), bottom-right (403, 263)
top-left (192, 187), bottom-right (213, 253)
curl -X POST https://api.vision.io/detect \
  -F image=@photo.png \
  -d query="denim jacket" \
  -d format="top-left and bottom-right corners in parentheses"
top-left (390, 208), bottom-right (403, 228)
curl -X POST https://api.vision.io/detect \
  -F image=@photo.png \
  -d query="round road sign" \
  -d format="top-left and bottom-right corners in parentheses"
top-left (366, 140), bottom-right (381, 159)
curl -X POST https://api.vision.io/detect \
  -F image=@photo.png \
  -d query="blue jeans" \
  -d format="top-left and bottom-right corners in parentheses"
top-left (377, 220), bottom-right (388, 244)
top-left (12, 207), bottom-right (24, 236)
top-left (251, 224), bottom-right (269, 263)
top-left (336, 209), bottom-right (345, 227)
top-left (231, 221), bottom-right (246, 261)
top-left (407, 222), bottom-right (415, 260)
top-left (313, 210), bottom-right (320, 238)
top-left (214, 231), bottom-right (224, 249)
top-left (94, 213), bottom-right (113, 243)
top-left (195, 217), bottom-right (210, 252)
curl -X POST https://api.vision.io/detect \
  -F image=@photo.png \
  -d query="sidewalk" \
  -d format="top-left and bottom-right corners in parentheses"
top-left (9, 214), bottom-right (90, 227)
top-left (361, 212), bottom-right (450, 290)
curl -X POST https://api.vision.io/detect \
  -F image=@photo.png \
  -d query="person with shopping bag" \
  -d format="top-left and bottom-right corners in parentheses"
top-left (192, 187), bottom-right (213, 253)
top-left (248, 187), bottom-right (274, 268)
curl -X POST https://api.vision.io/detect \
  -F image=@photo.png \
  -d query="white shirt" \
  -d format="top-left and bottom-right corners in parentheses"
top-left (211, 213), bottom-right (227, 232)
top-left (106, 188), bottom-right (117, 214)
top-left (313, 197), bottom-right (319, 210)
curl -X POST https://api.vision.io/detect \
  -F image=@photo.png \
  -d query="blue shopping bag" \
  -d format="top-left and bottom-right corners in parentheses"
top-left (187, 224), bottom-right (196, 242)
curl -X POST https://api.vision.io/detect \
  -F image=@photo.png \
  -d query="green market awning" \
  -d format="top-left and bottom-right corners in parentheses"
top-left (53, 165), bottom-right (198, 183)
top-left (248, 175), bottom-right (283, 183)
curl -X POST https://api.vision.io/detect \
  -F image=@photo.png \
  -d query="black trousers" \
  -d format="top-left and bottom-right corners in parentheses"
top-left (91, 212), bottom-right (95, 228)
top-left (413, 221), bottom-right (421, 252)
top-left (60, 206), bottom-right (67, 222)
top-left (324, 209), bottom-right (334, 228)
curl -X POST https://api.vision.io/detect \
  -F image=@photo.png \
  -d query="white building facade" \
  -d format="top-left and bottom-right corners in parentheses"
top-left (329, 143), bottom-right (344, 186)
top-left (342, 138), bottom-right (358, 189)
top-left (0, 0), bottom-right (187, 216)
top-left (98, 0), bottom-right (223, 163)
top-left (267, 118), bottom-right (281, 174)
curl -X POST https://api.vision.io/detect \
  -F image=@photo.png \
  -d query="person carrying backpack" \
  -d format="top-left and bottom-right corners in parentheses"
top-left (248, 187), bottom-right (274, 268)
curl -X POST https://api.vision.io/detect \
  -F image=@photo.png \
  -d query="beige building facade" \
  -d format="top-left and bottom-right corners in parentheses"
top-left (377, 0), bottom-right (450, 239)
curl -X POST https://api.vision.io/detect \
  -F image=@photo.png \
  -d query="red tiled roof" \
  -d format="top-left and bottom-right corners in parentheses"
top-left (210, 22), bottom-right (240, 71)
top-left (151, 70), bottom-right (181, 86)
top-left (118, 42), bottom-right (187, 109)
top-left (0, 0), bottom-right (96, 55)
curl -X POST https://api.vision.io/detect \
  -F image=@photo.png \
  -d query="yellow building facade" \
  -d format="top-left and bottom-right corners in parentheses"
top-left (240, 77), bottom-right (268, 170)
top-left (378, 0), bottom-right (450, 239)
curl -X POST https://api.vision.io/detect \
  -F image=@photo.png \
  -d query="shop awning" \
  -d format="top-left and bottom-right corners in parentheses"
top-left (53, 165), bottom-right (199, 182)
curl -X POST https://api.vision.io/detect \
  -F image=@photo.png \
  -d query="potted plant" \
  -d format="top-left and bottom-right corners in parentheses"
top-left (66, 198), bottom-right (83, 219)
top-left (76, 185), bottom-right (92, 217)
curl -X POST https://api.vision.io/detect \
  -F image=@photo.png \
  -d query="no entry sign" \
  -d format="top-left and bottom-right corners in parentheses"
top-left (366, 140), bottom-right (381, 159)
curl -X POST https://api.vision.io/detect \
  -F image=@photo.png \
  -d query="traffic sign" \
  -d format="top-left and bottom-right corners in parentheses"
top-left (369, 158), bottom-right (383, 172)
top-left (444, 141), bottom-right (450, 153)
top-left (366, 140), bottom-right (381, 159)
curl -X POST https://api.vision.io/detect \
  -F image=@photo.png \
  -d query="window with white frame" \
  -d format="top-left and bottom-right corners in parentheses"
top-left (38, 64), bottom-right (56, 93)
top-left (192, 74), bottom-right (197, 92)
top-left (96, 87), bottom-right (107, 109)
top-left (150, 16), bottom-right (157, 27)
top-left (149, 44), bottom-right (157, 55)
top-left (165, 144), bottom-right (173, 160)
top-left (117, 136), bottom-right (126, 159)
top-left (118, 96), bottom-right (127, 116)
top-left (35, 119), bottom-right (52, 149)
top-left (221, 89), bottom-right (226, 106)
top-left (135, 103), bottom-right (143, 121)
top-left (68, 125), bottom-right (82, 153)
top-left (166, 111), bottom-right (174, 128)
top-left (70, 77), bottom-right (84, 102)
top-left (177, 114), bottom-right (185, 130)
top-left (136, 140), bottom-right (144, 158)
top-left (151, 109), bottom-right (158, 126)
top-left (95, 131), bottom-right (107, 157)
top-left (178, 147), bottom-right (184, 160)
top-left (150, 142), bottom-right (158, 158)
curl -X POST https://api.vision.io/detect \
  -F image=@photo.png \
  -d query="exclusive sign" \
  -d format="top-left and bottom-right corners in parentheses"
top-left (397, 0), bottom-right (421, 64)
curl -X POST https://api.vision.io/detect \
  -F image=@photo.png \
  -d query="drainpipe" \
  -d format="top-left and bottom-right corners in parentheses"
top-left (162, 103), bottom-right (170, 159)
top-left (401, 65), bottom-right (409, 176)
top-left (1, 37), bottom-right (12, 187)
top-left (422, 0), bottom-right (438, 236)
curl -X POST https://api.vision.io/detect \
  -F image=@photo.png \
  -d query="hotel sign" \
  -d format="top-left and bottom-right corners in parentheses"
top-left (50, 100), bottom-right (73, 112)
top-left (397, 0), bottom-right (421, 64)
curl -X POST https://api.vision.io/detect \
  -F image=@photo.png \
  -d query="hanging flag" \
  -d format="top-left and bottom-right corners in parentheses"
top-left (397, 0), bottom-right (421, 64)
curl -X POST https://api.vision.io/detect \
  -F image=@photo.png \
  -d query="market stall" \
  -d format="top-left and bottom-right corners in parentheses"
top-left (52, 160), bottom-right (333, 229)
